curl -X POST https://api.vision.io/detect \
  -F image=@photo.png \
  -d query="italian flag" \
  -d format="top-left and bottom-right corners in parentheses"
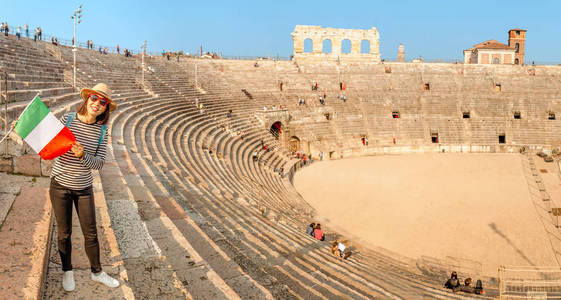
top-left (14, 96), bottom-right (76, 160)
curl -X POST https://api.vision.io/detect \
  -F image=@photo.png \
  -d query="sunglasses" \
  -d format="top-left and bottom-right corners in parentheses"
top-left (89, 93), bottom-right (109, 107)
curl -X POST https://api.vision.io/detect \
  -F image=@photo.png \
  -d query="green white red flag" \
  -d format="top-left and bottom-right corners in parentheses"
top-left (14, 96), bottom-right (76, 160)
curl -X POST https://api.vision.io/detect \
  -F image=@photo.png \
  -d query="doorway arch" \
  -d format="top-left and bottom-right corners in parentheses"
top-left (289, 136), bottom-right (300, 153)
top-left (270, 121), bottom-right (283, 139)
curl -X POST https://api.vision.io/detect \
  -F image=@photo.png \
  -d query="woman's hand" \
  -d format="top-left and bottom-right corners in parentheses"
top-left (10, 120), bottom-right (17, 130)
top-left (71, 142), bottom-right (84, 159)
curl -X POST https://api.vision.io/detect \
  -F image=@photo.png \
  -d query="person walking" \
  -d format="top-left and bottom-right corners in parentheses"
top-left (4, 22), bottom-right (9, 36)
top-left (116, 44), bottom-right (119, 54)
top-left (24, 23), bottom-right (28, 37)
top-left (45, 83), bottom-right (120, 291)
top-left (16, 26), bottom-right (21, 40)
top-left (37, 26), bottom-right (42, 40)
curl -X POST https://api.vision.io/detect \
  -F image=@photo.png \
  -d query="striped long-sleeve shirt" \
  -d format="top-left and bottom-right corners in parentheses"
top-left (50, 113), bottom-right (108, 190)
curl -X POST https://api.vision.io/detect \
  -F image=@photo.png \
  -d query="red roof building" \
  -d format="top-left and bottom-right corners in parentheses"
top-left (464, 29), bottom-right (526, 65)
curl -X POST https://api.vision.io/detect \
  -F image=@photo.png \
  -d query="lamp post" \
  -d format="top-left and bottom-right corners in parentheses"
top-left (71, 5), bottom-right (83, 92)
top-left (141, 40), bottom-right (147, 89)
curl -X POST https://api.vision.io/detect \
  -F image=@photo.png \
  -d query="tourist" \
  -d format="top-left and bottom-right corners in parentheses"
top-left (459, 278), bottom-right (474, 294)
top-left (279, 167), bottom-right (284, 177)
top-left (474, 279), bottom-right (485, 295)
top-left (98, 46), bottom-right (102, 54)
top-left (337, 241), bottom-right (347, 258)
top-left (343, 95), bottom-right (347, 103)
top-left (195, 98), bottom-right (199, 107)
top-left (33, 28), bottom-right (37, 42)
top-left (4, 22), bottom-right (8, 36)
top-left (199, 103), bottom-right (204, 114)
top-left (19, 83), bottom-right (120, 292)
top-left (37, 26), bottom-right (42, 40)
top-left (252, 150), bottom-right (258, 162)
top-left (226, 109), bottom-right (232, 118)
top-left (313, 224), bottom-right (325, 241)
top-left (444, 271), bottom-right (460, 290)
top-left (24, 23), bottom-right (28, 38)
top-left (116, 44), bottom-right (119, 54)
top-left (319, 151), bottom-right (323, 161)
top-left (306, 223), bottom-right (316, 236)
top-left (16, 26), bottom-right (22, 40)
top-left (263, 106), bottom-right (267, 111)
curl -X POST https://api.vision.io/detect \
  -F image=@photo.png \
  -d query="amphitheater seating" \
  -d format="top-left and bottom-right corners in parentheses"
top-left (0, 32), bottom-right (522, 298)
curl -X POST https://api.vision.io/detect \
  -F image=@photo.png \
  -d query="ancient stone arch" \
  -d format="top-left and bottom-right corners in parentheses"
top-left (291, 25), bottom-right (381, 62)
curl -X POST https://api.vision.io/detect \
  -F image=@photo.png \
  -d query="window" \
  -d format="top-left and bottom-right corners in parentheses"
top-left (494, 83), bottom-right (501, 92)
top-left (392, 111), bottom-right (400, 118)
top-left (549, 112), bottom-right (556, 120)
top-left (341, 39), bottom-right (351, 54)
top-left (431, 133), bottom-right (439, 143)
top-left (303, 38), bottom-right (313, 53)
top-left (515, 58), bottom-right (519, 65)
top-left (463, 111), bottom-right (470, 119)
top-left (515, 43), bottom-right (520, 53)
top-left (322, 39), bottom-right (332, 53)
top-left (498, 134), bottom-right (506, 144)
top-left (324, 113), bottom-right (331, 120)
top-left (493, 57), bottom-right (500, 64)
top-left (360, 40), bottom-right (370, 54)
top-left (423, 83), bottom-right (430, 91)
top-left (514, 111), bottom-right (521, 119)
top-left (516, 30), bottom-right (520, 35)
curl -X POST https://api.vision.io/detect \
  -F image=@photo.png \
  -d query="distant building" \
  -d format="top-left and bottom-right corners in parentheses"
top-left (397, 44), bottom-right (405, 62)
top-left (463, 29), bottom-right (526, 65)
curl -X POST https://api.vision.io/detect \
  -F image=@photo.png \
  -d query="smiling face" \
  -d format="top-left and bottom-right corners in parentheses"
top-left (86, 94), bottom-right (108, 118)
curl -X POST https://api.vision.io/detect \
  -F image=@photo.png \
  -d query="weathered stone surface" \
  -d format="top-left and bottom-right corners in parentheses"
top-left (0, 157), bottom-right (12, 173)
top-left (105, 199), bottom-right (160, 259)
top-left (13, 154), bottom-right (41, 176)
top-left (0, 186), bottom-right (51, 300)
top-left (40, 159), bottom-right (54, 177)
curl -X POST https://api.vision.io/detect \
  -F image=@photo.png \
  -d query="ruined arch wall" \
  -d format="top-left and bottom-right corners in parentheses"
top-left (291, 25), bottom-right (381, 63)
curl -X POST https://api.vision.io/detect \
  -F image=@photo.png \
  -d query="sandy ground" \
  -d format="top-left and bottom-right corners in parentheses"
top-left (294, 153), bottom-right (559, 276)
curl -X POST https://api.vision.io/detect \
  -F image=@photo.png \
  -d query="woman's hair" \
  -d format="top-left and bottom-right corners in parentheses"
top-left (315, 224), bottom-right (321, 229)
top-left (465, 278), bottom-right (472, 286)
top-left (451, 271), bottom-right (457, 279)
top-left (77, 96), bottom-right (111, 125)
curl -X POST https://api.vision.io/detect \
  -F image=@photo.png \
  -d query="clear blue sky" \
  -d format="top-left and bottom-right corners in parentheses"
top-left (2, 0), bottom-right (560, 62)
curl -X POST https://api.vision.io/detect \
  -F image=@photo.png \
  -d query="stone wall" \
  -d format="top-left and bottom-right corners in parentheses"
top-left (291, 25), bottom-right (381, 63)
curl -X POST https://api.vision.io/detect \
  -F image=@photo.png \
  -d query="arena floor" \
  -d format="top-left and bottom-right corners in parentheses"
top-left (294, 153), bottom-right (560, 276)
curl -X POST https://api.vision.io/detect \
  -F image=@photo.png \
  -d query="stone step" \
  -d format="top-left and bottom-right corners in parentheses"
top-left (0, 178), bottom-right (52, 299)
top-left (99, 148), bottom-right (193, 299)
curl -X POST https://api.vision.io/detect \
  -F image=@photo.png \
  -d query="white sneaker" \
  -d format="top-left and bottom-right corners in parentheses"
top-left (62, 271), bottom-right (75, 292)
top-left (91, 271), bottom-right (120, 288)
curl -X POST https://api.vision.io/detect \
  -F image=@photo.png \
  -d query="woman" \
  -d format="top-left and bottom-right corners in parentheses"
top-left (13, 83), bottom-right (120, 291)
top-left (52, 83), bottom-right (120, 291)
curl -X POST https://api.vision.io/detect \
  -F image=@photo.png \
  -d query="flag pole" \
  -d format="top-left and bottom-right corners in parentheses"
top-left (0, 127), bottom-right (13, 145)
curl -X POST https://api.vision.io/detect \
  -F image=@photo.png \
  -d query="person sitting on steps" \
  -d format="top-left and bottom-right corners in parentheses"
top-left (444, 271), bottom-right (460, 290)
top-left (313, 224), bottom-right (325, 241)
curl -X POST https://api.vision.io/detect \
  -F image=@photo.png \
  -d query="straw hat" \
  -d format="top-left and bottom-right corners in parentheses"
top-left (80, 83), bottom-right (117, 111)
